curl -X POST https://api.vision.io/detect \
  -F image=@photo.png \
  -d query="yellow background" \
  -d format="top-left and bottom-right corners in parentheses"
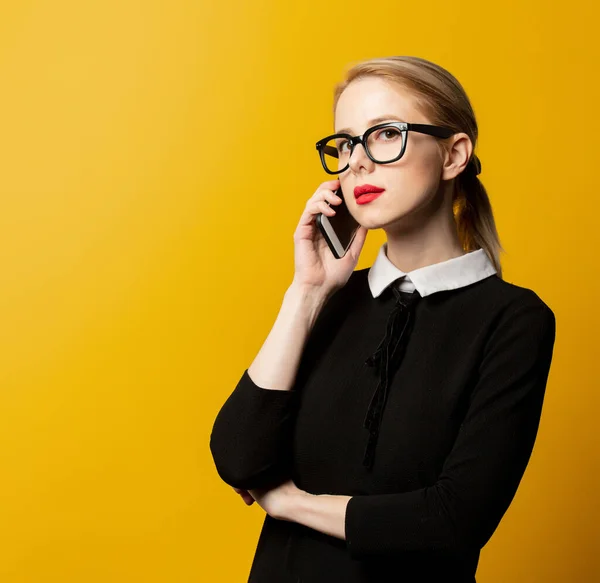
top-left (0, 1), bottom-right (598, 581)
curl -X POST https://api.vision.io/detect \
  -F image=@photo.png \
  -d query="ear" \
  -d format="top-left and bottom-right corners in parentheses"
top-left (441, 133), bottom-right (473, 181)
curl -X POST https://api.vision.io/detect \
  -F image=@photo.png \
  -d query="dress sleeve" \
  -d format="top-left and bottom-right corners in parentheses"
top-left (344, 295), bottom-right (557, 556)
top-left (209, 285), bottom-right (344, 491)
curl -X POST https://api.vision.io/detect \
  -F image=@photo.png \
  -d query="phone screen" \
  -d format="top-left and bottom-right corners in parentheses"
top-left (330, 187), bottom-right (359, 248)
top-left (316, 186), bottom-right (360, 258)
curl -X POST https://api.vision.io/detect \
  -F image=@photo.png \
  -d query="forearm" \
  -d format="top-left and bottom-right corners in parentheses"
top-left (210, 283), bottom-right (333, 489)
top-left (286, 491), bottom-right (352, 541)
top-left (248, 282), bottom-right (331, 391)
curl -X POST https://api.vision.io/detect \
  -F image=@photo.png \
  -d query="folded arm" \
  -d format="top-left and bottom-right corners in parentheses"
top-left (210, 283), bottom-right (342, 490)
top-left (282, 297), bottom-right (556, 556)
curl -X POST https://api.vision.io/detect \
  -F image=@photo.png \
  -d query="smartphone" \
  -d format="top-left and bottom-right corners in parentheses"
top-left (315, 186), bottom-right (360, 259)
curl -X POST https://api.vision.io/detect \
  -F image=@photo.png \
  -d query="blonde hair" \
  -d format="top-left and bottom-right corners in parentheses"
top-left (333, 56), bottom-right (504, 278)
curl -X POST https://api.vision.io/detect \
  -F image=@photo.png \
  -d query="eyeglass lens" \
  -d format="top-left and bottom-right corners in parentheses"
top-left (321, 125), bottom-right (406, 173)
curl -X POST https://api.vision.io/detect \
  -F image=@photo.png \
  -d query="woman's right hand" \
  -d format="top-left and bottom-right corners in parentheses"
top-left (292, 179), bottom-right (368, 295)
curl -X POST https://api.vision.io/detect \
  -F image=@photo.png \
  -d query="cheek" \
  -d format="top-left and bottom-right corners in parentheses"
top-left (390, 145), bottom-right (441, 192)
top-left (375, 164), bottom-right (440, 219)
top-left (403, 136), bottom-right (442, 171)
top-left (383, 159), bottom-right (437, 197)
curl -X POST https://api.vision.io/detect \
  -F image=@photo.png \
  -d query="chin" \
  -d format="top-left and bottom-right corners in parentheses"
top-left (353, 204), bottom-right (417, 230)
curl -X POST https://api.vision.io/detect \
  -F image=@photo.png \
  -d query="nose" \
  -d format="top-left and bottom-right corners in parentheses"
top-left (348, 140), bottom-right (374, 173)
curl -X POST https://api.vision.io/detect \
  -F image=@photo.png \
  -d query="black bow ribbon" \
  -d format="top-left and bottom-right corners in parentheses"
top-left (362, 285), bottom-right (421, 468)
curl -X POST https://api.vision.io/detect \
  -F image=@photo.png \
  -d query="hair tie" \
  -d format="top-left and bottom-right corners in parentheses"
top-left (470, 155), bottom-right (482, 176)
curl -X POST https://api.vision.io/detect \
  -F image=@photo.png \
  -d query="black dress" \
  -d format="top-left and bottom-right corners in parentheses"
top-left (210, 269), bottom-right (556, 582)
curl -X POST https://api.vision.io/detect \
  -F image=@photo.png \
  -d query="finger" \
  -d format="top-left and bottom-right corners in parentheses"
top-left (297, 182), bottom-right (340, 226)
top-left (234, 488), bottom-right (255, 505)
top-left (241, 494), bottom-right (255, 505)
top-left (344, 226), bottom-right (368, 261)
top-left (306, 184), bottom-right (339, 209)
top-left (311, 185), bottom-right (341, 205)
top-left (352, 225), bottom-right (368, 249)
top-left (322, 190), bottom-right (343, 204)
top-left (297, 198), bottom-right (335, 228)
top-left (318, 179), bottom-right (340, 190)
top-left (314, 200), bottom-right (336, 216)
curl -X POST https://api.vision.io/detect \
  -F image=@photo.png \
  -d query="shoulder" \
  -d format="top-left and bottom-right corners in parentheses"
top-left (479, 275), bottom-right (555, 321)
top-left (435, 273), bottom-right (555, 323)
top-left (473, 276), bottom-right (556, 352)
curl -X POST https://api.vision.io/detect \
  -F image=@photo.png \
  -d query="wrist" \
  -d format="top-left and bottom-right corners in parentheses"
top-left (284, 282), bottom-right (331, 328)
top-left (284, 490), bottom-right (351, 540)
top-left (287, 280), bottom-right (331, 303)
top-left (284, 487), bottom-right (314, 522)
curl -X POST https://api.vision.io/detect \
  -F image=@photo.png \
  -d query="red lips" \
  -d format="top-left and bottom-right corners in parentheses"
top-left (354, 184), bottom-right (385, 198)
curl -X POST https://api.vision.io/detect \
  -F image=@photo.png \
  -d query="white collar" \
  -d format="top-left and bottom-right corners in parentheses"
top-left (367, 242), bottom-right (497, 299)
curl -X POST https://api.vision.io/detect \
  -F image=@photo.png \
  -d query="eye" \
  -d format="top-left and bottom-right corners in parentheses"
top-left (336, 139), bottom-right (350, 153)
top-left (376, 127), bottom-right (402, 141)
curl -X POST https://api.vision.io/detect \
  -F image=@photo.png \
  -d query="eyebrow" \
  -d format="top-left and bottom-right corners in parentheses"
top-left (335, 115), bottom-right (407, 135)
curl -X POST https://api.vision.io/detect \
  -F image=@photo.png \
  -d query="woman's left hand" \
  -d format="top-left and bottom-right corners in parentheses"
top-left (248, 479), bottom-right (305, 521)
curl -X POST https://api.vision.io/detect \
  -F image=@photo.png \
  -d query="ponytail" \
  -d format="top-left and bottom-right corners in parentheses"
top-left (453, 158), bottom-right (504, 278)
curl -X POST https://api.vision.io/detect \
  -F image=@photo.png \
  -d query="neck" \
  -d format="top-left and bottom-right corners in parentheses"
top-left (384, 185), bottom-right (465, 273)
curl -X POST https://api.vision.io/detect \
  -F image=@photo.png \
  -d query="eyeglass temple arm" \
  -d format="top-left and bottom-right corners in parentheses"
top-left (320, 144), bottom-right (339, 158)
top-left (408, 123), bottom-right (454, 139)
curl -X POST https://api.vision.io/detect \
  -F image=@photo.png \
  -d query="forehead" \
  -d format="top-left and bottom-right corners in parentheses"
top-left (334, 77), bottom-right (423, 134)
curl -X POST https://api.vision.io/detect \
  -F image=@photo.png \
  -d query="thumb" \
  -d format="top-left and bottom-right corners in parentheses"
top-left (345, 226), bottom-right (368, 263)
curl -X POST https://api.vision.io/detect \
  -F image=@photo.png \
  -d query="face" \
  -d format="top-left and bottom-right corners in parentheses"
top-left (334, 77), bottom-right (449, 232)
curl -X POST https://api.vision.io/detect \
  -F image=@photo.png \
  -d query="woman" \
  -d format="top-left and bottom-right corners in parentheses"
top-left (210, 56), bottom-right (556, 582)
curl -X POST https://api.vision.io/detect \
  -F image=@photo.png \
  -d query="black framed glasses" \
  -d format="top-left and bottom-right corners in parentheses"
top-left (315, 122), bottom-right (455, 175)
